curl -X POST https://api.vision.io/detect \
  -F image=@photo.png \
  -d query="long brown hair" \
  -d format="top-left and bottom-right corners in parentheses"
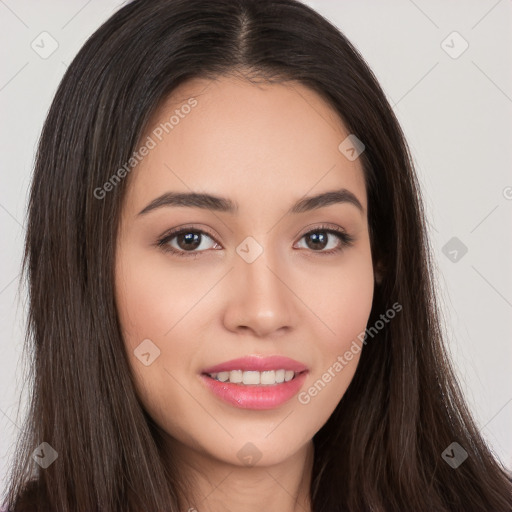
top-left (4, 0), bottom-right (512, 510)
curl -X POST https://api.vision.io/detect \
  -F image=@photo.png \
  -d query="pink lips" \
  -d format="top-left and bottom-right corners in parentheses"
top-left (201, 355), bottom-right (308, 374)
top-left (200, 355), bottom-right (309, 410)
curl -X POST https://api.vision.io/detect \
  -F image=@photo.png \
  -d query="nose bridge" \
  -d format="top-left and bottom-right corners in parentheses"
top-left (223, 237), bottom-right (295, 336)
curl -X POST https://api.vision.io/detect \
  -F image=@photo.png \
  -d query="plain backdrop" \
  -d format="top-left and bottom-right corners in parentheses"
top-left (1, 0), bottom-right (511, 493)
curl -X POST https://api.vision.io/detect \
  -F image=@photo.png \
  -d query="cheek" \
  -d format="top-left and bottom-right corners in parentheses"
top-left (296, 244), bottom-right (374, 404)
top-left (301, 242), bottom-right (374, 346)
top-left (114, 248), bottom-right (202, 396)
top-left (114, 251), bottom-right (206, 441)
top-left (115, 248), bottom-right (203, 346)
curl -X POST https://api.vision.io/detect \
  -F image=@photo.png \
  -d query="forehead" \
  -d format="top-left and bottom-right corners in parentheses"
top-left (124, 75), bottom-right (367, 216)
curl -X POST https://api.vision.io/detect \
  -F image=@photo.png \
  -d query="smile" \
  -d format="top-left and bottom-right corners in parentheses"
top-left (206, 369), bottom-right (305, 385)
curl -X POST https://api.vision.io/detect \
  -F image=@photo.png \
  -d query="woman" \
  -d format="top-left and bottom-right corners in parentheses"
top-left (3, 0), bottom-right (512, 510)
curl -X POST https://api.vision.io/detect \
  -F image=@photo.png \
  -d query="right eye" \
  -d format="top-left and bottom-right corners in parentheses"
top-left (156, 228), bottom-right (221, 257)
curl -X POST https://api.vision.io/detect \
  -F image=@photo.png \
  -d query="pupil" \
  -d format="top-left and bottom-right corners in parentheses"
top-left (178, 232), bottom-right (201, 251)
top-left (307, 232), bottom-right (327, 250)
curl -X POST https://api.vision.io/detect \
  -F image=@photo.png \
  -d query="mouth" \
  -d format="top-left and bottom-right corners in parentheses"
top-left (201, 354), bottom-right (308, 383)
top-left (199, 355), bottom-right (309, 410)
top-left (203, 369), bottom-right (308, 386)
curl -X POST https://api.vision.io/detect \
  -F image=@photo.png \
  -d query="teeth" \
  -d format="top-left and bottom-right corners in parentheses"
top-left (260, 370), bottom-right (275, 385)
top-left (243, 371), bottom-right (260, 385)
top-left (216, 371), bottom-right (229, 382)
top-left (207, 369), bottom-right (300, 385)
top-left (229, 370), bottom-right (243, 383)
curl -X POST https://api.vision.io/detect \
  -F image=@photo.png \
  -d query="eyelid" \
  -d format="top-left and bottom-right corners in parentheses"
top-left (296, 222), bottom-right (347, 238)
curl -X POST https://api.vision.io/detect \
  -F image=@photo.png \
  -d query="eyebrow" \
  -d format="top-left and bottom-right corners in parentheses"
top-left (137, 188), bottom-right (364, 216)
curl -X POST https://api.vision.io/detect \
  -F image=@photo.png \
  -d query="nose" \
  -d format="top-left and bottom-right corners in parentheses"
top-left (222, 247), bottom-right (296, 338)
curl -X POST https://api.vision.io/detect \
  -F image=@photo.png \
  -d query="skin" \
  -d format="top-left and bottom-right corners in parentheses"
top-left (115, 74), bottom-right (374, 512)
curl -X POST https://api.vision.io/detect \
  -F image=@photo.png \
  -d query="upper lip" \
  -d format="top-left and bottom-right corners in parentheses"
top-left (202, 355), bottom-right (308, 374)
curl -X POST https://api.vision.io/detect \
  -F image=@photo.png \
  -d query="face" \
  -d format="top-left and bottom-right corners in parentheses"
top-left (115, 75), bottom-right (374, 467)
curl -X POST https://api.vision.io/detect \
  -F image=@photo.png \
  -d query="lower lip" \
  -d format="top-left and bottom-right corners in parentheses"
top-left (200, 371), bottom-right (308, 410)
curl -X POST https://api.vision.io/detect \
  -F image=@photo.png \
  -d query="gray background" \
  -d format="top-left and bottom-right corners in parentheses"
top-left (1, 0), bottom-right (511, 492)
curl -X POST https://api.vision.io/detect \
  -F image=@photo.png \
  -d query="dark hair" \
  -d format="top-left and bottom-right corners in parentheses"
top-left (4, 0), bottom-right (512, 510)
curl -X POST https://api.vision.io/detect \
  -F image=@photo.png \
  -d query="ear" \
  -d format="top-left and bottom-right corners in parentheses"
top-left (374, 259), bottom-right (385, 285)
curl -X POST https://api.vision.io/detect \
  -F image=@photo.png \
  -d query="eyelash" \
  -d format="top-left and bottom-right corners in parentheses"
top-left (155, 224), bottom-right (354, 258)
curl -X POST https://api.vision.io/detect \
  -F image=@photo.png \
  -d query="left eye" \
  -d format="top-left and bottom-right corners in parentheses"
top-left (296, 228), bottom-right (352, 252)
top-left (157, 229), bottom-right (219, 256)
top-left (156, 225), bottom-right (353, 257)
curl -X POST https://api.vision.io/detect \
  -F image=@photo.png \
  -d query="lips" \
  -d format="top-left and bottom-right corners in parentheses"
top-left (200, 371), bottom-right (308, 410)
top-left (201, 355), bottom-right (308, 374)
